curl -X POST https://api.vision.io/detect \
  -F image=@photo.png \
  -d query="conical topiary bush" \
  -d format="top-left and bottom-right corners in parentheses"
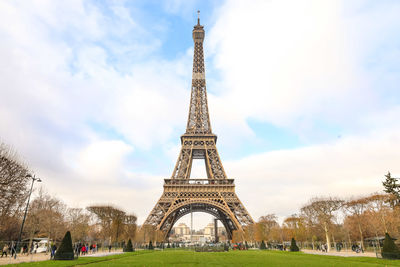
top-left (124, 239), bottom-right (134, 252)
top-left (290, 238), bottom-right (299, 252)
top-left (382, 233), bottom-right (400, 259)
top-left (148, 240), bottom-right (154, 250)
top-left (260, 240), bottom-right (266, 250)
top-left (54, 231), bottom-right (74, 260)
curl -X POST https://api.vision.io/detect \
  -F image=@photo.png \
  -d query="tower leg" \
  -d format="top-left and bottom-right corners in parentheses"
top-left (214, 218), bottom-right (219, 243)
top-left (190, 209), bottom-right (193, 244)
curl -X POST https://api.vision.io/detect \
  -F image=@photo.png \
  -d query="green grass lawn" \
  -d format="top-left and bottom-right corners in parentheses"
top-left (9, 249), bottom-right (400, 267)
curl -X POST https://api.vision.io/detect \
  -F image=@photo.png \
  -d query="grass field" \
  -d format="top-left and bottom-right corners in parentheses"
top-left (9, 249), bottom-right (400, 267)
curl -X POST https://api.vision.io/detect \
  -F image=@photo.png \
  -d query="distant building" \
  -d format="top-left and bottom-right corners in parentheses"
top-left (204, 223), bottom-right (214, 236)
top-left (174, 223), bottom-right (190, 235)
top-left (170, 221), bottom-right (227, 244)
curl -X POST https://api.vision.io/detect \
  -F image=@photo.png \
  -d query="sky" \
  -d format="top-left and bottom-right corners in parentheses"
top-left (1, 0), bottom-right (400, 229)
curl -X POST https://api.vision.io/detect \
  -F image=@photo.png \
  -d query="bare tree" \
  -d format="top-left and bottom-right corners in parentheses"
top-left (344, 197), bottom-right (368, 250)
top-left (87, 205), bottom-right (134, 245)
top-left (123, 214), bottom-right (137, 241)
top-left (66, 208), bottom-right (90, 242)
top-left (301, 197), bottom-right (344, 252)
top-left (365, 194), bottom-right (391, 234)
top-left (257, 214), bottom-right (280, 242)
top-left (136, 224), bottom-right (156, 244)
top-left (243, 224), bottom-right (257, 244)
top-left (111, 209), bottom-right (125, 243)
top-left (24, 188), bottom-right (66, 252)
top-left (0, 142), bottom-right (30, 240)
top-left (282, 214), bottom-right (307, 242)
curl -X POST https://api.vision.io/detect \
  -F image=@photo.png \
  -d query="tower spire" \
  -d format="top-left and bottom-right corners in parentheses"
top-left (187, 12), bottom-right (210, 134)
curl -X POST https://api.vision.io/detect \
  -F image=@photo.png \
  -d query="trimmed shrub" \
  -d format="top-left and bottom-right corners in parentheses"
top-left (382, 233), bottom-right (400, 259)
top-left (167, 242), bottom-right (170, 248)
top-left (290, 238), bottom-right (299, 252)
top-left (260, 240), bottom-right (267, 250)
top-left (124, 239), bottom-right (134, 252)
top-left (54, 231), bottom-right (74, 260)
top-left (148, 240), bottom-right (154, 250)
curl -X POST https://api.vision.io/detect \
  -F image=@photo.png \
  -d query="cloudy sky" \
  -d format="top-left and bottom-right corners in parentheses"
top-left (1, 0), bottom-right (400, 228)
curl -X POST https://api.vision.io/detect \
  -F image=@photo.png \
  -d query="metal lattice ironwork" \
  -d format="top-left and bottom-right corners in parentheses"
top-left (143, 16), bottom-right (254, 240)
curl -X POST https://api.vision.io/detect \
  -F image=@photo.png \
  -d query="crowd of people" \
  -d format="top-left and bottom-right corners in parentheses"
top-left (315, 243), bottom-right (363, 253)
top-left (74, 243), bottom-right (98, 257)
top-left (1, 242), bottom-right (17, 258)
top-left (1, 241), bottom-right (103, 260)
top-left (50, 242), bottom-right (100, 259)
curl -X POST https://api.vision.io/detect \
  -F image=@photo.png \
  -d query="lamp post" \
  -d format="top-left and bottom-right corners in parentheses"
top-left (15, 174), bottom-right (42, 258)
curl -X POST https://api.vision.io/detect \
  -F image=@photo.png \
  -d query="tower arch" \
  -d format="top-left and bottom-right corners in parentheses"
top-left (159, 201), bottom-right (240, 240)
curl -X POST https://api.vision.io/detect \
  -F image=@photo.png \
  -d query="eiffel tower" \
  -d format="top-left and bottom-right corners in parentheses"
top-left (143, 13), bottom-right (254, 240)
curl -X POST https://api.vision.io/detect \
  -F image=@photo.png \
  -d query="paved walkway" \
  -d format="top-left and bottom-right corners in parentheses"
top-left (0, 250), bottom-right (124, 265)
top-left (0, 253), bottom-right (50, 265)
top-left (81, 251), bottom-right (124, 257)
top-left (302, 249), bottom-right (378, 257)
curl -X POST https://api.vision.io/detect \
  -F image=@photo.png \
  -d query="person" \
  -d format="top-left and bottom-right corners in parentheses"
top-left (81, 244), bottom-right (86, 255)
top-left (22, 244), bottom-right (28, 255)
top-left (74, 243), bottom-right (80, 258)
top-left (11, 242), bottom-right (16, 258)
top-left (336, 242), bottom-right (342, 252)
top-left (108, 244), bottom-right (112, 252)
top-left (51, 244), bottom-right (57, 259)
top-left (1, 244), bottom-right (8, 257)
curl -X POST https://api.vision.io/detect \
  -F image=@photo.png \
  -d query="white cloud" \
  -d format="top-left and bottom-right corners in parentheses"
top-left (76, 140), bottom-right (133, 181)
top-left (207, 0), bottom-right (400, 141)
top-left (207, 1), bottom-right (400, 223)
top-left (227, 128), bottom-right (400, 221)
top-left (209, 1), bottom-right (354, 123)
top-left (1, 0), bottom-right (400, 228)
top-left (0, 1), bottom-right (190, 221)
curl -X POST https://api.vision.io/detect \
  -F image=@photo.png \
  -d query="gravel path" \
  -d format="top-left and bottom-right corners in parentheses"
top-left (302, 249), bottom-right (378, 257)
top-left (81, 251), bottom-right (124, 257)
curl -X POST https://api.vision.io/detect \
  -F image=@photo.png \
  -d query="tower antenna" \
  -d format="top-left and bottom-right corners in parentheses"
top-left (197, 10), bottom-right (200, 25)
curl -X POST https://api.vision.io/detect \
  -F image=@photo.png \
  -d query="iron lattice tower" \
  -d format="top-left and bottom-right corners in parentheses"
top-left (143, 14), bottom-right (254, 240)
